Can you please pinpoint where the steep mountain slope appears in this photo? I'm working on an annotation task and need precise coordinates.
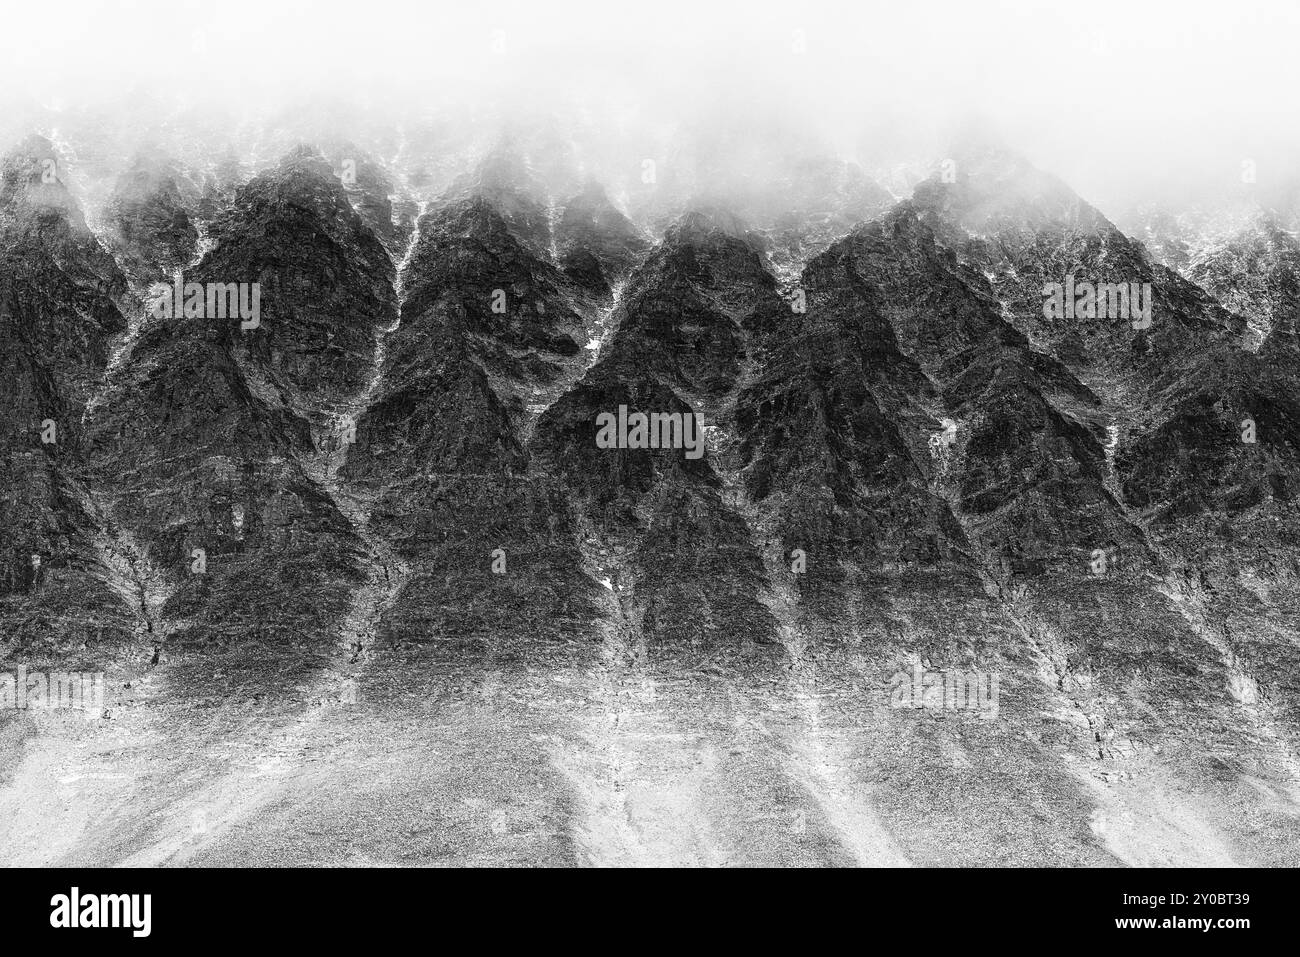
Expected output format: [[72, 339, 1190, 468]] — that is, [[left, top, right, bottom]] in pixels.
[[0, 135, 132, 654], [324, 143, 414, 262], [340, 158, 607, 657], [102, 153, 199, 284], [82, 147, 395, 656], [911, 151, 1244, 411], [554, 179, 649, 299], [1188, 215, 1300, 349], [908, 151, 1300, 779], [532, 211, 785, 655], [3, 131, 1300, 868], [761, 157, 895, 281]]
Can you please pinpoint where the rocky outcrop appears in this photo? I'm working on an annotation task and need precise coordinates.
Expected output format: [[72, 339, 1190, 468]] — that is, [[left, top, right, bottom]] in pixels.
[[907, 150, 1300, 753], [532, 210, 786, 655], [82, 147, 396, 652], [102, 153, 199, 284], [0, 135, 131, 655], [4, 130, 1300, 867]]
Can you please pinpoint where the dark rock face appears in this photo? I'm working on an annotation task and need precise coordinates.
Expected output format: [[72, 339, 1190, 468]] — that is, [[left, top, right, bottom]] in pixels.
[[441, 149, 556, 257], [4, 131, 1300, 866], [799, 204, 1229, 739], [1113, 350, 1300, 723], [531, 210, 803, 655], [0, 136, 131, 654], [912, 152, 1244, 410], [826, 206, 1129, 569], [197, 147, 397, 416], [324, 144, 413, 262], [395, 197, 587, 407], [729, 208, 986, 661], [81, 146, 398, 653], [337, 155, 614, 658], [103, 153, 199, 283], [1191, 217, 1300, 349], [906, 150, 1300, 751], [555, 180, 649, 297], [599, 211, 772, 399], [762, 157, 896, 278], [0, 135, 128, 308], [735, 215, 956, 564]]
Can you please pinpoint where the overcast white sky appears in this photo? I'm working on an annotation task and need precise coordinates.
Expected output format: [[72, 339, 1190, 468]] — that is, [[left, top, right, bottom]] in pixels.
[[2, 0, 1296, 214]]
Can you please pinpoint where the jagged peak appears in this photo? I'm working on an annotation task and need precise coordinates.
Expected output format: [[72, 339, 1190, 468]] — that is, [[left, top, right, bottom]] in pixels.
[[448, 145, 545, 203], [110, 149, 194, 198], [563, 176, 620, 213], [837, 202, 937, 252], [275, 143, 333, 176], [221, 144, 352, 205], [559, 179, 642, 238], [0, 132, 88, 228], [196, 144, 388, 264], [664, 206, 755, 246], [912, 146, 1113, 236]]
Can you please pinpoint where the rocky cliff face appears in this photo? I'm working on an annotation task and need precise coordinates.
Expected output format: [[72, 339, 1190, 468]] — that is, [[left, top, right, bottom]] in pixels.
[[81, 146, 396, 660], [0, 136, 130, 654], [533, 210, 786, 656], [1189, 216, 1300, 349], [102, 153, 199, 284], [338, 155, 608, 660], [908, 151, 1300, 787], [555, 179, 650, 298], [3, 133, 1300, 867]]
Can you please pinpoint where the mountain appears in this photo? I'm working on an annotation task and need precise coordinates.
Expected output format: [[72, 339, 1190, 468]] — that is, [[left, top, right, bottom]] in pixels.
[[906, 149, 1300, 821], [102, 152, 200, 284], [339, 154, 607, 659], [533, 210, 785, 656], [1187, 215, 1300, 349], [0, 134, 133, 656], [82, 146, 395, 661], [2, 131, 1300, 867], [554, 179, 650, 298]]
